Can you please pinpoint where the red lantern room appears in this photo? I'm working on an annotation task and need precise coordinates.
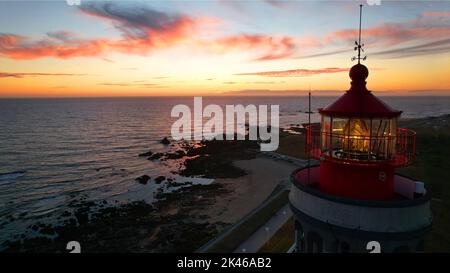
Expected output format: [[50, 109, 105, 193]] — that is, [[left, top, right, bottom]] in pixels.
[[306, 63, 416, 200], [290, 5, 430, 253], [302, 4, 417, 201]]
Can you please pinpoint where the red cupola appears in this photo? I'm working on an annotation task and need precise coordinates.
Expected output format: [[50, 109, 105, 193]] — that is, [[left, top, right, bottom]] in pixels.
[[320, 64, 401, 118], [306, 64, 416, 200]]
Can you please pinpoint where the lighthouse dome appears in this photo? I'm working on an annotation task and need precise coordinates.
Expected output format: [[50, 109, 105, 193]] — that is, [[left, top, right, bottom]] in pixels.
[[318, 64, 401, 118], [349, 63, 369, 82]]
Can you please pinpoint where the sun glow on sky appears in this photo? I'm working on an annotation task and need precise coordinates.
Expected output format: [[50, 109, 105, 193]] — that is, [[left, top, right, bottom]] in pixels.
[[1, 0, 450, 97]]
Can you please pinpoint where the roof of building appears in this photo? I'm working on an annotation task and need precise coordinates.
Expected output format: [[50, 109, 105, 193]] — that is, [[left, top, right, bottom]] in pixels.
[[319, 64, 402, 118]]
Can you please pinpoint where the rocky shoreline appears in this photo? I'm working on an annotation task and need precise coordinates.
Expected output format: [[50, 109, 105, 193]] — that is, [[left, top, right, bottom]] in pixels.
[[2, 136, 261, 253]]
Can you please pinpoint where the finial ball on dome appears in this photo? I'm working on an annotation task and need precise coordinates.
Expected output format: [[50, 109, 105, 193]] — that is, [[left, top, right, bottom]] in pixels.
[[349, 63, 369, 81]]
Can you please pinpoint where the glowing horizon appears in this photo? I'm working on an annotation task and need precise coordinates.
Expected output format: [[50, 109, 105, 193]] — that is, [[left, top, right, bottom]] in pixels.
[[1, 0, 450, 97]]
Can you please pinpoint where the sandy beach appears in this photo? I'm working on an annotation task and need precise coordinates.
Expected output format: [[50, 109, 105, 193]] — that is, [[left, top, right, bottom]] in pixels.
[[204, 157, 300, 224]]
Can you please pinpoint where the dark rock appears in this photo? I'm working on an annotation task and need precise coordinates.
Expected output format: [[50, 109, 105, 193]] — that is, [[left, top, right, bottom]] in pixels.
[[138, 150, 153, 157], [168, 181, 193, 188], [135, 175, 151, 185], [160, 137, 170, 145], [154, 176, 166, 184], [179, 138, 258, 178], [40, 227, 56, 236], [61, 211, 71, 217], [75, 210, 89, 226], [148, 153, 164, 160], [165, 150, 186, 159]]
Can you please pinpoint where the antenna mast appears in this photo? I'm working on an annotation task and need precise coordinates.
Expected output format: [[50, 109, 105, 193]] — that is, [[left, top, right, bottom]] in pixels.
[[352, 4, 366, 63], [307, 89, 311, 184]]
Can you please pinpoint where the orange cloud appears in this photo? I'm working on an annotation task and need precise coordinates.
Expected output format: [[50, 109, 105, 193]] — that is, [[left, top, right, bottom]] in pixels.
[[0, 3, 202, 60], [0, 36, 113, 60], [235, 67, 348, 77]]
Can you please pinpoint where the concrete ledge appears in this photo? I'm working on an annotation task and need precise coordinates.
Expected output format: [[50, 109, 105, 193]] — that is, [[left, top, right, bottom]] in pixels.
[[290, 204, 431, 241], [289, 172, 432, 233]]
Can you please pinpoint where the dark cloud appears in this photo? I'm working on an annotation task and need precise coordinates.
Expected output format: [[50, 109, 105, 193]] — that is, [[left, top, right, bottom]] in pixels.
[[219, 89, 341, 96], [372, 38, 450, 58], [98, 82, 166, 88], [264, 0, 290, 9], [295, 49, 351, 59], [46, 31, 76, 42], [79, 2, 193, 40], [0, 72, 87, 78], [245, 81, 282, 84]]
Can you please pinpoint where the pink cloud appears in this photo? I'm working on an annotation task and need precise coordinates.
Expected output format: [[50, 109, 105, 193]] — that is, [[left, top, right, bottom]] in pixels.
[[422, 11, 450, 17], [210, 34, 296, 61], [2, 2, 450, 62], [326, 21, 450, 47], [235, 67, 348, 77], [0, 3, 203, 60]]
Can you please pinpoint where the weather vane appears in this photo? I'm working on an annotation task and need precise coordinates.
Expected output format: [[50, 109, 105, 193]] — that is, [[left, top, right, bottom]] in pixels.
[[352, 4, 367, 63]]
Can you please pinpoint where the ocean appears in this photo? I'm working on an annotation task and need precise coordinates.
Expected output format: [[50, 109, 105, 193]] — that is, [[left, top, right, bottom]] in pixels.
[[1, 96, 450, 245]]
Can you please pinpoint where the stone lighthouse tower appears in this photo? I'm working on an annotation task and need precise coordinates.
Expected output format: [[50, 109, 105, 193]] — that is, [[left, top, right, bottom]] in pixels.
[[289, 5, 432, 253]]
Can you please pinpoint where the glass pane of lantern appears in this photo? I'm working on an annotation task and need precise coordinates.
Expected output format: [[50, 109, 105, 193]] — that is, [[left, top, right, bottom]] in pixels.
[[332, 118, 348, 134], [331, 118, 349, 153], [342, 118, 371, 158], [371, 119, 392, 159], [390, 117, 398, 156], [321, 115, 331, 152]]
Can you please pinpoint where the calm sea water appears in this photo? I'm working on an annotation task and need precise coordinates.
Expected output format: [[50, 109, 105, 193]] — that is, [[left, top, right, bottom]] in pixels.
[[1, 96, 450, 244]]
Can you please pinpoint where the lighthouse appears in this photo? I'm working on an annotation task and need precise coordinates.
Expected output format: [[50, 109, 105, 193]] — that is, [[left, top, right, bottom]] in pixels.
[[289, 5, 432, 253]]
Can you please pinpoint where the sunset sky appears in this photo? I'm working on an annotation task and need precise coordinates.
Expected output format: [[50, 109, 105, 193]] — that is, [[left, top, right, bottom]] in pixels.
[[1, 0, 450, 97]]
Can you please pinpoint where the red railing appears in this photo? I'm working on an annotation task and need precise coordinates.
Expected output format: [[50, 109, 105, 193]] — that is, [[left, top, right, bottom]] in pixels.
[[305, 124, 416, 167]]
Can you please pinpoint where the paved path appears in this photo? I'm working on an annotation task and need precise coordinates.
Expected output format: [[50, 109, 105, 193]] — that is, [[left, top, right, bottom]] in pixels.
[[233, 203, 292, 253]]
